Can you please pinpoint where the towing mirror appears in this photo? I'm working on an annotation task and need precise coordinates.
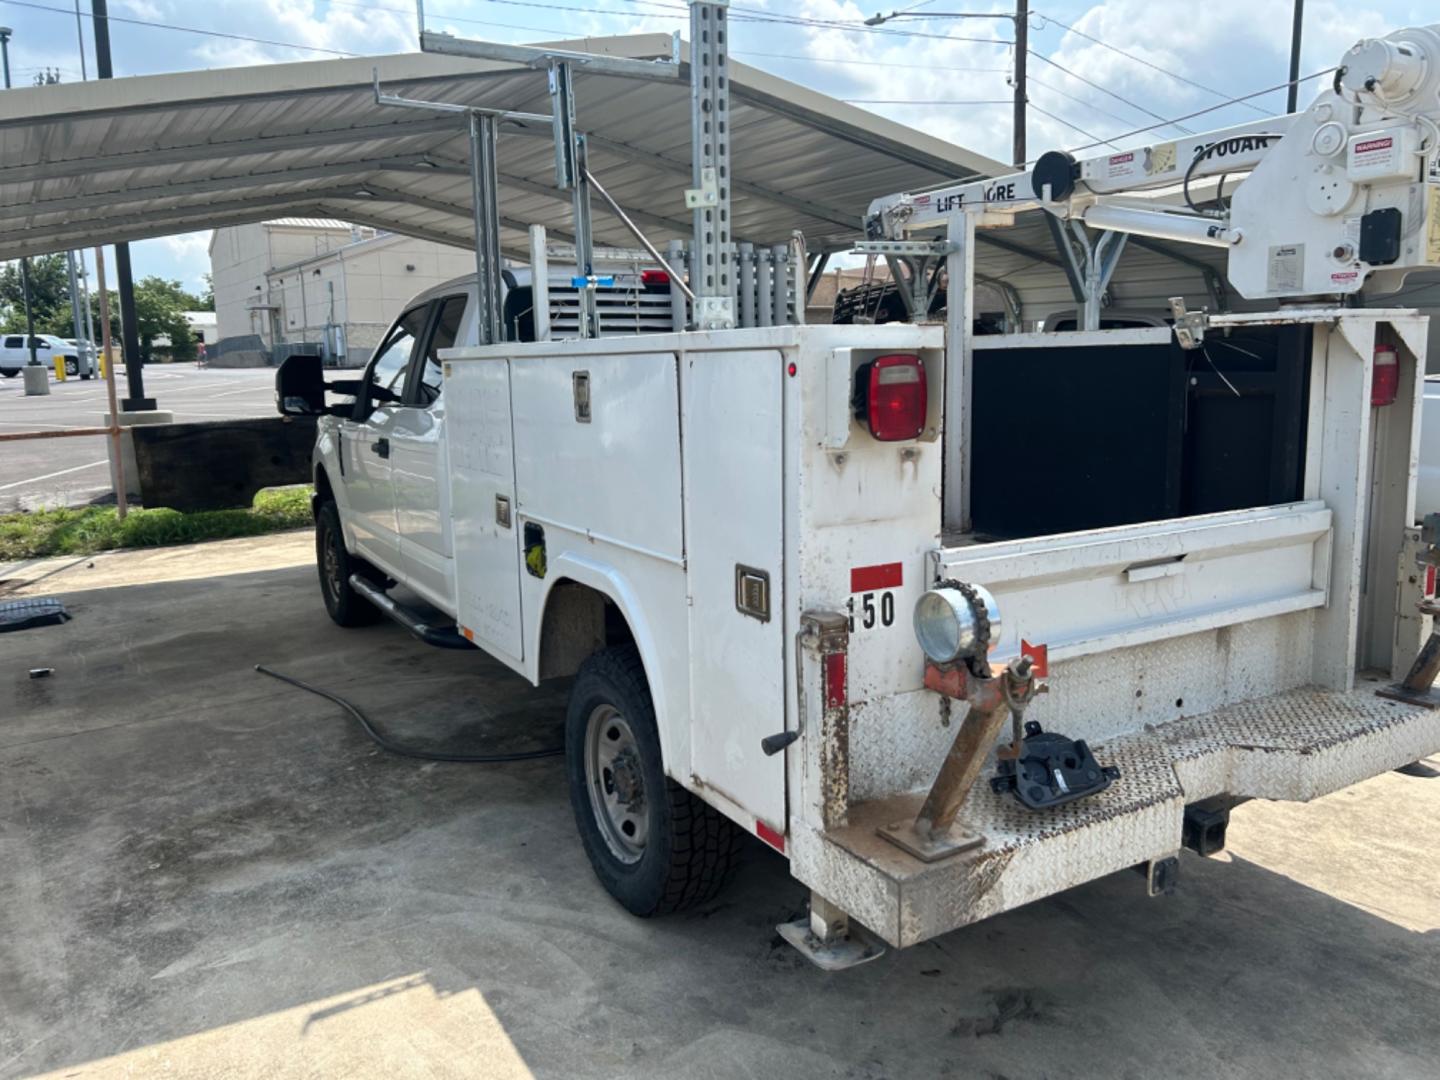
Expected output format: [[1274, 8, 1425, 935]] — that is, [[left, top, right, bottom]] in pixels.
[[275, 353, 326, 416]]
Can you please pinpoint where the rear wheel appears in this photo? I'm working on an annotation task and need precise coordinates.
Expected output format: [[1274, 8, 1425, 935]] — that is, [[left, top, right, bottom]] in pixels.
[[566, 645, 741, 916], [315, 500, 382, 627], [64, 358, 78, 377], [1, 368, 17, 378]]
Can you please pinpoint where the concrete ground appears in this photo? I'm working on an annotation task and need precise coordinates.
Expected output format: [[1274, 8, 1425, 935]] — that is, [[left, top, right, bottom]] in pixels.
[[0, 366, 278, 512], [2, 535, 1439, 1080]]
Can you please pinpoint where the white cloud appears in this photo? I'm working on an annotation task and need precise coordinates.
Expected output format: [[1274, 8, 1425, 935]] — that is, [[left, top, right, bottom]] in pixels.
[[116, 0, 164, 19], [159, 232, 212, 260]]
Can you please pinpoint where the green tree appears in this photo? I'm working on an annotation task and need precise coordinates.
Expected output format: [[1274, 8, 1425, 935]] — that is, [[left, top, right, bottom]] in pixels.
[[197, 273, 215, 312], [90, 276, 201, 361], [0, 254, 76, 337]]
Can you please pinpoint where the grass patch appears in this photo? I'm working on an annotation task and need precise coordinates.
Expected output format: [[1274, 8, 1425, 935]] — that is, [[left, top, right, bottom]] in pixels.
[[0, 486, 313, 562]]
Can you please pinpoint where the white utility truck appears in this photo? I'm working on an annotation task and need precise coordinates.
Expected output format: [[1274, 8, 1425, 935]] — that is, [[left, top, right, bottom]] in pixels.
[[278, 9, 1440, 968]]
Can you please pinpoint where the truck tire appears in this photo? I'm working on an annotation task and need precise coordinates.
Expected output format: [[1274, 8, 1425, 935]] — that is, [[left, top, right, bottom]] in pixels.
[[567, 645, 741, 916], [315, 500, 382, 627], [65, 358, 78, 377], [1, 368, 17, 378]]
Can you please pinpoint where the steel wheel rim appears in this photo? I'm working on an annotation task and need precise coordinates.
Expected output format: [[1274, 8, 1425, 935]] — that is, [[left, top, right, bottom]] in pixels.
[[584, 704, 648, 864], [321, 526, 343, 601]]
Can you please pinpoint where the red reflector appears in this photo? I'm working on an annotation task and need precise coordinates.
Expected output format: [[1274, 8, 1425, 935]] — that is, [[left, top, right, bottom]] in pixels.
[[824, 652, 847, 710], [1372, 345, 1398, 406], [1021, 639, 1049, 678], [1427, 565, 1436, 596], [851, 562, 903, 592], [640, 269, 670, 286], [857, 353, 926, 441], [756, 820, 785, 853]]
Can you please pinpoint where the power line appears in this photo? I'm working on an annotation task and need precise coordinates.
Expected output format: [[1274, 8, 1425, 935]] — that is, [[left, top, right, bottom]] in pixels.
[[1064, 66, 1334, 152], [843, 98, 1011, 104], [1033, 10, 1271, 117], [1028, 100, 1120, 150], [600, 0, 1015, 43], [1, 0, 358, 56], [1027, 73, 1148, 131], [1028, 50, 1194, 135], [740, 50, 1009, 73]]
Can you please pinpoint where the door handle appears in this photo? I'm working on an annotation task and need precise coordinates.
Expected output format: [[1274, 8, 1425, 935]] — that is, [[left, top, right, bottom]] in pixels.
[[371, 438, 390, 459]]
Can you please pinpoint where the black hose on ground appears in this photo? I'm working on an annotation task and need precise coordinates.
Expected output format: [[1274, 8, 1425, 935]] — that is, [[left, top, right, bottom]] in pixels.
[[254, 664, 563, 763]]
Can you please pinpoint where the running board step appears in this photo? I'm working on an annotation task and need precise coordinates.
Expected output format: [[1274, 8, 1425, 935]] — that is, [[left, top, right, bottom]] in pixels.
[[348, 574, 474, 650]]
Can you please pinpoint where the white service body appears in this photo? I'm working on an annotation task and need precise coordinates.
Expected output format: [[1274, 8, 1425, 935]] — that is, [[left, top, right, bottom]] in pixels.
[[310, 299, 1440, 950]]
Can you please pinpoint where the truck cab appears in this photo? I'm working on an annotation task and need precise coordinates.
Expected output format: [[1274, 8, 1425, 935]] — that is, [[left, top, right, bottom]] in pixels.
[[308, 267, 675, 613]]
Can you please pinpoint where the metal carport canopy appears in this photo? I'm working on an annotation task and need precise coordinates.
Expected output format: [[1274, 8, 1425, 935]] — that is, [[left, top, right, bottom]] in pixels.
[[0, 34, 1003, 264]]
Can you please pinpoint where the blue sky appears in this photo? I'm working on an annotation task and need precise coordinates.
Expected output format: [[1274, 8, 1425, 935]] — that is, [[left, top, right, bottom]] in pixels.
[[2, 0, 1435, 293]]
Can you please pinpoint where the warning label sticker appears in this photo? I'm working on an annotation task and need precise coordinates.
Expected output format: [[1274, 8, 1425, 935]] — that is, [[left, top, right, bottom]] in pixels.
[[1268, 244, 1304, 293], [1106, 151, 1138, 180], [1352, 135, 1395, 168]]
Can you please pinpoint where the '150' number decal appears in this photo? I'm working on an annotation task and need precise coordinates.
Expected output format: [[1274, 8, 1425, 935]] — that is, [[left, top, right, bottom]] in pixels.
[[849, 590, 896, 632]]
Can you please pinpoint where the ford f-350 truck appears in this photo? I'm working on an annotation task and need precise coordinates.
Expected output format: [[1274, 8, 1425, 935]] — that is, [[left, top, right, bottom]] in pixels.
[[278, 281, 1440, 966], [273, 16, 1440, 966]]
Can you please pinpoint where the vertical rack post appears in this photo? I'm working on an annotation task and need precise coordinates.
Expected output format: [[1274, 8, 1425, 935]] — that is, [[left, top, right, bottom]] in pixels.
[[944, 213, 976, 534], [771, 243, 790, 325], [667, 240, 689, 331], [529, 225, 552, 342], [551, 61, 599, 339], [469, 111, 504, 346], [687, 1, 735, 330]]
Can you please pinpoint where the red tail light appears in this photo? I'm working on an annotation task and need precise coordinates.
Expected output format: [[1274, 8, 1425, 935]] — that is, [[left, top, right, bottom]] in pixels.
[[1372, 345, 1398, 406], [854, 353, 927, 441], [640, 269, 670, 286]]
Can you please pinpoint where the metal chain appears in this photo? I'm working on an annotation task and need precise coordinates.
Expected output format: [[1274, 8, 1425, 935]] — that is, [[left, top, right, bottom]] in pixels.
[[938, 577, 992, 676]]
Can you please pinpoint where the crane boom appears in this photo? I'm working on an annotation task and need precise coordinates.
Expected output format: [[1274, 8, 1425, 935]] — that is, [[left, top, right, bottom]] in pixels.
[[868, 23, 1440, 301]]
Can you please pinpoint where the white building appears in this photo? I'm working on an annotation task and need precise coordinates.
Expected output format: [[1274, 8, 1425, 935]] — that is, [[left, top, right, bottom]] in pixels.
[[209, 218, 473, 364]]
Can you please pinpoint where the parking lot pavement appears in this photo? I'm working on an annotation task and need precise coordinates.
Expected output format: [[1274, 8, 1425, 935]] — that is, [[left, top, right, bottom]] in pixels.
[[0, 365, 277, 513], [2, 538, 1439, 1080]]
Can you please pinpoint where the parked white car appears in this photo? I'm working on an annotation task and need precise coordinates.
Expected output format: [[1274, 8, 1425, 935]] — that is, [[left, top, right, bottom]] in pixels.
[[0, 333, 96, 379]]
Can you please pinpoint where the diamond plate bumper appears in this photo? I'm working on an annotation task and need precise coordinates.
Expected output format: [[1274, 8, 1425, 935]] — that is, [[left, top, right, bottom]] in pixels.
[[789, 684, 1440, 949]]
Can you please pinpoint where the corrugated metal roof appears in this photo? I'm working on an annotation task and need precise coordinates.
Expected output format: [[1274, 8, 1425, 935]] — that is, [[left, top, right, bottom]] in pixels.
[[262, 218, 357, 230], [0, 35, 1003, 263]]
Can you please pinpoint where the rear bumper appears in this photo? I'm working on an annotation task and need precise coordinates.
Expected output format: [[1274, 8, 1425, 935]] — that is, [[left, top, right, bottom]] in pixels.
[[790, 684, 1440, 948]]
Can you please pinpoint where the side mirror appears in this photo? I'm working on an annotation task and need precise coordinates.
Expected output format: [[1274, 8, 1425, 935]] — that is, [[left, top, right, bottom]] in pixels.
[[275, 353, 326, 416]]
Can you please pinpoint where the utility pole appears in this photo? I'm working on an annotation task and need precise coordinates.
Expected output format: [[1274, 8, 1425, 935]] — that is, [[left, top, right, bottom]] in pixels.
[[1285, 0, 1304, 113], [865, 5, 1027, 167], [91, 0, 154, 410], [1013, 0, 1028, 167], [0, 27, 39, 368]]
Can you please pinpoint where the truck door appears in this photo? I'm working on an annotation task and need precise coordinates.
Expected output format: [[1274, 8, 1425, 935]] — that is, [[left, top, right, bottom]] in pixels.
[[391, 293, 468, 610], [339, 304, 427, 573]]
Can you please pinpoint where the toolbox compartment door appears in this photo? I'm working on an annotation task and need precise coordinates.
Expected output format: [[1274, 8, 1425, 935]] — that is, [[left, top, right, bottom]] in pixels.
[[445, 357, 525, 664], [683, 348, 787, 833], [935, 501, 1333, 664]]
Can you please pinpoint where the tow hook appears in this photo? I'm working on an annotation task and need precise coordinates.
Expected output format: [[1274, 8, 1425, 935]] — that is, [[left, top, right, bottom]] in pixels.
[[990, 721, 1121, 810]]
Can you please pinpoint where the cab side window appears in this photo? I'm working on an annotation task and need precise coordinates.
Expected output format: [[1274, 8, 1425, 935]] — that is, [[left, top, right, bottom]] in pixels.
[[359, 305, 429, 418], [412, 295, 466, 407], [3, 336, 21, 349]]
